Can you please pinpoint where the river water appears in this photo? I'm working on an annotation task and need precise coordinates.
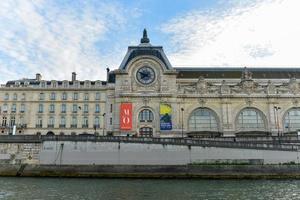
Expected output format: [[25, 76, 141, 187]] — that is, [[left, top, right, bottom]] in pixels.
[[0, 177, 300, 200]]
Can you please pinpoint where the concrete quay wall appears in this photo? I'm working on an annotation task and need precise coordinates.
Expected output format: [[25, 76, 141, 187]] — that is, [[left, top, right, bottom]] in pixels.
[[0, 141, 300, 165], [41, 141, 300, 165]]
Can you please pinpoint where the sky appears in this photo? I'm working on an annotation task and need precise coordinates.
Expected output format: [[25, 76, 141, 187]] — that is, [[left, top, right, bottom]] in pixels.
[[0, 0, 300, 82]]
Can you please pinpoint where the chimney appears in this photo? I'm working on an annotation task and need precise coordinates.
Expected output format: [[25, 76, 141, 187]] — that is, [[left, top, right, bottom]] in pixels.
[[72, 72, 76, 81], [36, 73, 42, 81]]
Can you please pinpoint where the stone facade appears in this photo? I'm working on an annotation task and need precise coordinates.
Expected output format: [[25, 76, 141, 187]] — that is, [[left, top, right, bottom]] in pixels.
[[1, 30, 300, 137]]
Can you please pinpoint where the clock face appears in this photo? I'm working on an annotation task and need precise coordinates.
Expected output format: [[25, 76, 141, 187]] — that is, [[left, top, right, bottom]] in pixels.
[[136, 66, 156, 85]]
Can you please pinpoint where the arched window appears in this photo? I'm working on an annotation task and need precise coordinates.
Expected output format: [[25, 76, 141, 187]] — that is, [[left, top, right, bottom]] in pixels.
[[188, 108, 219, 131], [139, 109, 154, 122], [237, 108, 266, 130], [283, 108, 300, 132]]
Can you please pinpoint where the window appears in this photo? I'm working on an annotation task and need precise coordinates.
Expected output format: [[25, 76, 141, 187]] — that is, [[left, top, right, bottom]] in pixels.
[[2, 104, 8, 113], [39, 93, 45, 100], [38, 104, 43, 113], [284, 108, 300, 132], [63, 82, 68, 88], [60, 116, 66, 128], [84, 81, 90, 88], [41, 82, 45, 88], [74, 81, 79, 88], [48, 116, 55, 128], [13, 93, 17, 100], [4, 93, 9, 100], [82, 117, 88, 128], [61, 104, 66, 113], [62, 92, 67, 100], [52, 81, 57, 88], [84, 93, 89, 101], [94, 117, 100, 128], [188, 108, 219, 131], [139, 109, 154, 122], [20, 104, 25, 113], [95, 104, 100, 113], [19, 117, 25, 126], [84, 104, 89, 113], [36, 118, 43, 128], [10, 116, 15, 126], [110, 117, 112, 125], [73, 93, 78, 100], [72, 104, 78, 113], [2, 117, 7, 126], [49, 104, 55, 113], [50, 92, 56, 100], [139, 127, 153, 137], [71, 116, 77, 128], [21, 93, 26, 100], [237, 108, 265, 130], [11, 104, 16, 113], [95, 92, 101, 100], [110, 104, 113, 113]]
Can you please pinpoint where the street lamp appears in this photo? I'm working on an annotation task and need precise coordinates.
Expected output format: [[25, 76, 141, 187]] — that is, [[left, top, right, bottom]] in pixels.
[[102, 113, 106, 136], [93, 124, 97, 135], [274, 106, 281, 138], [181, 108, 184, 138]]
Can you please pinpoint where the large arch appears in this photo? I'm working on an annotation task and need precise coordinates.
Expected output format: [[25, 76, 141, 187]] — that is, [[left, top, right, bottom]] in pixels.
[[283, 107, 300, 132], [235, 107, 267, 131], [188, 107, 220, 132]]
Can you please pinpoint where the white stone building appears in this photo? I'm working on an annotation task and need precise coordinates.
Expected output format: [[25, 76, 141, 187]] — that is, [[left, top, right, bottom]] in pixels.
[[1, 30, 300, 137]]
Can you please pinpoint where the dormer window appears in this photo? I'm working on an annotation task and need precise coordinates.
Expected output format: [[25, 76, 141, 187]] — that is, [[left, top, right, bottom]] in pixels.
[[63, 81, 68, 88], [52, 81, 57, 88], [84, 81, 90, 88], [40, 81, 46, 88], [74, 81, 79, 88]]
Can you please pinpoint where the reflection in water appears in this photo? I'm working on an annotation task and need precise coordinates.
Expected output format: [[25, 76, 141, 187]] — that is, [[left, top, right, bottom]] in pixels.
[[0, 178, 300, 200]]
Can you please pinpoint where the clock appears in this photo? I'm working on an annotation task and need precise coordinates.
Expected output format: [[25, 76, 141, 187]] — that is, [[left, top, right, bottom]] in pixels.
[[136, 66, 156, 85]]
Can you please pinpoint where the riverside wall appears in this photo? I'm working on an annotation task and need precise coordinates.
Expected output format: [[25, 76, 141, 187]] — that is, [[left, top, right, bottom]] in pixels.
[[1, 140, 300, 178], [0, 141, 300, 165]]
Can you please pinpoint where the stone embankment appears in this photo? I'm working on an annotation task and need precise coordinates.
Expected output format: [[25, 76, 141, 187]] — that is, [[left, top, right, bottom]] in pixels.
[[0, 135, 300, 178]]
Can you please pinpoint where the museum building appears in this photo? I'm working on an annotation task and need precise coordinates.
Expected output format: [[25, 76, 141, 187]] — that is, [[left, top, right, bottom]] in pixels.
[[1, 30, 300, 137]]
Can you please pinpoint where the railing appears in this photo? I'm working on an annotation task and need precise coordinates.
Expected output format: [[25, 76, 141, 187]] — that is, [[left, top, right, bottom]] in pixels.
[[0, 135, 299, 151]]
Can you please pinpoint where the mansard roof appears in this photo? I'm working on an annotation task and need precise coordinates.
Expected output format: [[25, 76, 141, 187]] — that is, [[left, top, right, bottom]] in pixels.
[[175, 67, 300, 79], [5, 79, 106, 87], [119, 29, 173, 70]]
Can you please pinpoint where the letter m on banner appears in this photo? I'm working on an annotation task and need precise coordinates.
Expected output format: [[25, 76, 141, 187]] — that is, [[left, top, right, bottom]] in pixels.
[[120, 103, 132, 130]]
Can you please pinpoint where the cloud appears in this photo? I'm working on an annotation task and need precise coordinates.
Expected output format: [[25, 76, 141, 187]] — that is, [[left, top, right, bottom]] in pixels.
[[162, 0, 300, 68], [0, 0, 127, 82]]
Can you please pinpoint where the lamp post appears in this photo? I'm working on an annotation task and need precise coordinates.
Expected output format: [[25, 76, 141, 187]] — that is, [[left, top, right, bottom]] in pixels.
[[181, 108, 184, 138], [274, 106, 281, 138], [93, 124, 97, 135], [102, 113, 106, 136]]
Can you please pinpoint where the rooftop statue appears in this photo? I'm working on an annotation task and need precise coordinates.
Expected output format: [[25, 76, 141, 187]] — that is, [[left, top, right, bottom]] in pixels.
[[140, 28, 150, 43]]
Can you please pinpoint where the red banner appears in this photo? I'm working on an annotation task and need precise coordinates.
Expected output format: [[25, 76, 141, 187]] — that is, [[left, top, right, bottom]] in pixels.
[[120, 103, 132, 130]]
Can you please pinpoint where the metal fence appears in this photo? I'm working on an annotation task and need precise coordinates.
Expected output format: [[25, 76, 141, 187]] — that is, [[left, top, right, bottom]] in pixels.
[[0, 135, 299, 151]]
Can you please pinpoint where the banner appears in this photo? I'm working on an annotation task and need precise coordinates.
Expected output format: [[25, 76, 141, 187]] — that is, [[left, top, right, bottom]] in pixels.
[[120, 103, 132, 130], [160, 104, 172, 130]]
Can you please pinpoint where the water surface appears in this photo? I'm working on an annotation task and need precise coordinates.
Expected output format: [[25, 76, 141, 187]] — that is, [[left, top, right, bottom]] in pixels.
[[0, 177, 300, 200]]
